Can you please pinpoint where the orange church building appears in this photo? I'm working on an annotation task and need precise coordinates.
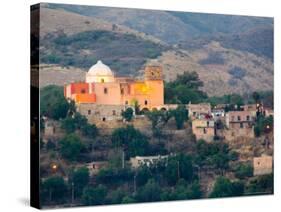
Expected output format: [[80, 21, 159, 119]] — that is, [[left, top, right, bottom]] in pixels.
[[64, 60, 165, 122]]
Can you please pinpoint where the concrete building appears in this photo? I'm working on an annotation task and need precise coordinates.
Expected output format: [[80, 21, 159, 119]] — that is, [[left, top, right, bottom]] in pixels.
[[241, 104, 257, 113], [253, 155, 273, 176], [211, 108, 225, 120], [188, 103, 211, 120], [192, 117, 215, 142], [225, 111, 255, 139], [130, 155, 168, 168]]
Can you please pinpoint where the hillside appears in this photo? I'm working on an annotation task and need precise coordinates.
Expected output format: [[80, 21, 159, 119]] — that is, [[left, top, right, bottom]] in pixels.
[[144, 42, 273, 96], [36, 3, 273, 97], [39, 64, 85, 87], [40, 29, 167, 76], [216, 26, 274, 60], [168, 11, 272, 40], [45, 3, 196, 44], [36, 6, 164, 44], [46, 3, 273, 44]]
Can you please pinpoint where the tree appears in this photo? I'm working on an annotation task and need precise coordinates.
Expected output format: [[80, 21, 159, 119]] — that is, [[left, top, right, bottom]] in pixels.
[[208, 94, 244, 110], [61, 112, 89, 133], [164, 154, 194, 185], [81, 123, 98, 138], [40, 85, 69, 120], [171, 105, 188, 129], [61, 116, 76, 133], [111, 125, 149, 157], [42, 176, 67, 203], [246, 174, 273, 194], [71, 167, 90, 197], [146, 109, 163, 131], [174, 71, 203, 89], [136, 165, 153, 187], [254, 115, 273, 137], [194, 140, 231, 171], [234, 163, 253, 179], [164, 71, 207, 104], [82, 185, 107, 205], [136, 179, 162, 202], [59, 133, 84, 161], [46, 140, 56, 150], [209, 177, 244, 198], [252, 91, 261, 103], [122, 196, 136, 204], [108, 149, 123, 169], [121, 107, 134, 122], [109, 188, 126, 204], [96, 167, 133, 185], [146, 109, 172, 137], [161, 179, 202, 201]]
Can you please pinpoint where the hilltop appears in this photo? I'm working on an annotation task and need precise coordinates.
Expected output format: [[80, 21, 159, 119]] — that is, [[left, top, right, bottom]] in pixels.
[[47, 3, 272, 44], [36, 4, 273, 96]]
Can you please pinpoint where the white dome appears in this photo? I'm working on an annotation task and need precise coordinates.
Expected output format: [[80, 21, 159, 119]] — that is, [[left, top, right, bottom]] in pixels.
[[86, 60, 115, 83], [88, 60, 113, 76]]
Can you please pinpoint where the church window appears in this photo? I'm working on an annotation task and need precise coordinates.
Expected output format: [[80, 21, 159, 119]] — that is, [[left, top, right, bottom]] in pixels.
[[104, 87, 108, 94], [101, 78, 105, 83], [144, 100, 148, 105]]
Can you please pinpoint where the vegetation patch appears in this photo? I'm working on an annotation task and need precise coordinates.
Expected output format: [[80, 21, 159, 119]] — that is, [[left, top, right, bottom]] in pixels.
[[41, 30, 167, 75]]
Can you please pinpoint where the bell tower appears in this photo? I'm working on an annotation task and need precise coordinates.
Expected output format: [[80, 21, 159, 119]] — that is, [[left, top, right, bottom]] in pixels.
[[144, 66, 163, 81]]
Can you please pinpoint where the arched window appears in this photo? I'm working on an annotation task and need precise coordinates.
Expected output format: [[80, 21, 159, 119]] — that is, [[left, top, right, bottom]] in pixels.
[[101, 78, 105, 83], [104, 88, 108, 94], [144, 100, 148, 105]]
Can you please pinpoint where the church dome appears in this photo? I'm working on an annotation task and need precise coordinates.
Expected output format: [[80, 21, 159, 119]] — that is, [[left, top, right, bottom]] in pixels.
[[86, 60, 115, 83], [88, 60, 113, 76]]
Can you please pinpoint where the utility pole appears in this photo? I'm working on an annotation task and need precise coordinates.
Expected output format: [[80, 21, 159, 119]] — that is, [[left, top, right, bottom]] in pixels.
[[122, 149, 125, 169], [177, 160, 180, 180], [49, 188, 52, 203], [133, 173, 137, 195], [71, 182, 74, 205]]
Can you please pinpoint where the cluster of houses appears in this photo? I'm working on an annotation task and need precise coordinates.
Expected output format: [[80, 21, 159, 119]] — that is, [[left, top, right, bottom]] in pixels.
[[189, 102, 273, 142]]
